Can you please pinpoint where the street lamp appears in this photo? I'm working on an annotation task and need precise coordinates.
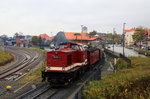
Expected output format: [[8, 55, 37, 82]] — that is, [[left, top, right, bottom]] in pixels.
[[74, 33, 81, 43], [80, 25, 84, 44], [81, 25, 83, 33], [123, 23, 126, 56], [113, 28, 115, 53]]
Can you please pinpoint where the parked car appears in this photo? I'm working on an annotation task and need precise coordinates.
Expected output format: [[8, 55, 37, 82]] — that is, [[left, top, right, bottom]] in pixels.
[[147, 46, 150, 50], [141, 46, 146, 49], [105, 45, 111, 48]]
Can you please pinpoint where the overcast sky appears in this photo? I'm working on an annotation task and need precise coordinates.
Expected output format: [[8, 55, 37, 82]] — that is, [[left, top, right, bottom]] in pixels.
[[0, 0, 150, 37]]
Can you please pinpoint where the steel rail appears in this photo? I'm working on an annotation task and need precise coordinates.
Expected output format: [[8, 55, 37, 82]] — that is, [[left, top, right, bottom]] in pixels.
[[16, 84, 58, 99], [0, 47, 42, 79]]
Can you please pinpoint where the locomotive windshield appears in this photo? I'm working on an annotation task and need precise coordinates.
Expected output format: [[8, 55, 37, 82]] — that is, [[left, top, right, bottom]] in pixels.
[[71, 45, 80, 50], [59, 45, 67, 48]]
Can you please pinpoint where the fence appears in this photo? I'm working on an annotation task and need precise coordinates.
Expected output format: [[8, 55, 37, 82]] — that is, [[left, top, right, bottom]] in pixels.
[[104, 48, 131, 68]]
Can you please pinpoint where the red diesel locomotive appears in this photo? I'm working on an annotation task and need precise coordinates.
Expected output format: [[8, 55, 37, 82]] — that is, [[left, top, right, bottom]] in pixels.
[[42, 42, 103, 85]]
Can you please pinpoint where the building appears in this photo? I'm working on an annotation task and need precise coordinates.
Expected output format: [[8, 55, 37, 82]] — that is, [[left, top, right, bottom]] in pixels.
[[15, 35, 33, 47], [144, 29, 150, 47], [0, 38, 4, 51], [81, 26, 88, 33], [50, 32, 102, 46], [64, 32, 98, 44], [0, 37, 4, 46], [125, 28, 135, 46], [148, 29, 150, 47], [39, 33, 53, 41]]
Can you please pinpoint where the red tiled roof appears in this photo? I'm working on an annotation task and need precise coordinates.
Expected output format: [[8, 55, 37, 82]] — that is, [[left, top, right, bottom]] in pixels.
[[64, 32, 97, 40], [148, 29, 150, 36], [125, 28, 135, 32], [39, 33, 53, 40]]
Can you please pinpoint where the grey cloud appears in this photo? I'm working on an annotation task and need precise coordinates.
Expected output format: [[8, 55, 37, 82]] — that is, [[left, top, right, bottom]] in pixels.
[[0, 0, 150, 36]]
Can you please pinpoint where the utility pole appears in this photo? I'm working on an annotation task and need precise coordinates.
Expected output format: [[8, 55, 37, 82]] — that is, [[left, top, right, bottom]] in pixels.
[[51, 32, 53, 37], [113, 28, 115, 53], [146, 31, 148, 50], [123, 23, 126, 56], [81, 25, 83, 33], [80, 25, 83, 44]]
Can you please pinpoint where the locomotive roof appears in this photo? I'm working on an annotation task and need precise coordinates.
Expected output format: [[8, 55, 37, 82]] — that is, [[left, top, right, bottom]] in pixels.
[[59, 42, 78, 45], [87, 47, 100, 52]]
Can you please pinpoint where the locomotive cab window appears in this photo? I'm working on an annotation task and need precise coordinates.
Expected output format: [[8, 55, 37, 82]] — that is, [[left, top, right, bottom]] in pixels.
[[59, 45, 67, 48], [79, 46, 84, 51], [71, 45, 79, 50]]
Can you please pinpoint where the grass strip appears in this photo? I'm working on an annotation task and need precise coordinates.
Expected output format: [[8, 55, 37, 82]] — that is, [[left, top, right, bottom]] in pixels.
[[0, 50, 14, 66], [27, 48, 47, 53], [18, 65, 44, 85]]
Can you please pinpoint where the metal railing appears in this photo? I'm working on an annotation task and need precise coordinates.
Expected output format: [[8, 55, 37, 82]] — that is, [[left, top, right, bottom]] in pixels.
[[104, 48, 131, 68]]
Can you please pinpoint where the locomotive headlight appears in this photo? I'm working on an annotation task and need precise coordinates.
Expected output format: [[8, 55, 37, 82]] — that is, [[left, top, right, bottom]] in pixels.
[[48, 64, 50, 67], [47, 65, 51, 70]]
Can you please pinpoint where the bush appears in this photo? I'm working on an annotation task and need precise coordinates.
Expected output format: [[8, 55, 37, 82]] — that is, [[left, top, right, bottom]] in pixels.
[[27, 48, 47, 53], [82, 57, 150, 99], [115, 58, 128, 70], [135, 50, 150, 56], [0, 50, 14, 66], [126, 47, 133, 49]]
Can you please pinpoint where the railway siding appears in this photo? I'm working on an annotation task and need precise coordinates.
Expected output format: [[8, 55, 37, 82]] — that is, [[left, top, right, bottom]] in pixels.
[[0, 47, 44, 99]]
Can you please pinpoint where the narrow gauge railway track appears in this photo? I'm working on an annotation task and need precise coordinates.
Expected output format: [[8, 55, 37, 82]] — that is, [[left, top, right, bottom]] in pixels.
[[16, 84, 58, 99], [16, 58, 104, 99], [0, 47, 43, 79], [0, 47, 27, 73]]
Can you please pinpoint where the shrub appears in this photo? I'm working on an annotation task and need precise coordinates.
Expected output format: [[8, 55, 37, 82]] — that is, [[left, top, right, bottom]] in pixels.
[[82, 57, 150, 99], [126, 47, 133, 49], [115, 58, 128, 70], [135, 50, 150, 56], [0, 50, 14, 66], [27, 48, 47, 53]]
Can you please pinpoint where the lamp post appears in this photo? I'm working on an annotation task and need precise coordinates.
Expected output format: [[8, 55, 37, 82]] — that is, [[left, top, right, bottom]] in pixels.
[[81, 25, 84, 44], [123, 23, 126, 56], [113, 28, 115, 53], [81, 25, 83, 33], [74, 33, 81, 43]]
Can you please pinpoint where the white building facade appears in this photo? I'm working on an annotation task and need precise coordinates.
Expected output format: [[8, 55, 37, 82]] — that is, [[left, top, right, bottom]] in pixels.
[[125, 29, 135, 46]]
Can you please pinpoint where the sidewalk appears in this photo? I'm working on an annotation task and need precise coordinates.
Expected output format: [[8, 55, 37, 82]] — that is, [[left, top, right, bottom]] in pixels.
[[108, 46, 146, 57]]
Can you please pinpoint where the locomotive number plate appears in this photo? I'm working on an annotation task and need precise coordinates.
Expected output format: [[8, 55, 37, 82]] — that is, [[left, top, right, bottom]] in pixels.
[[53, 56, 60, 59]]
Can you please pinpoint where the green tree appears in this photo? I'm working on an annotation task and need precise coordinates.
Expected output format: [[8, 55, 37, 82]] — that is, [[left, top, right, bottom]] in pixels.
[[31, 36, 39, 45], [132, 27, 147, 42], [89, 30, 97, 36], [106, 33, 113, 38]]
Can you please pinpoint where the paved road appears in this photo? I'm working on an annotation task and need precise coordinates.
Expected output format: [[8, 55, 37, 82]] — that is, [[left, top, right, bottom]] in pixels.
[[107, 46, 145, 57]]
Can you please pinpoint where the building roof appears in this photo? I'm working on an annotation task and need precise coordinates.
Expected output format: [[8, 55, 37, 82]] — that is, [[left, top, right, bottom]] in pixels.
[[125, 28, 135, 32], [64, 32, 96, 40], [148, 29, 150, 36], [39, 33, 53, 40]]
